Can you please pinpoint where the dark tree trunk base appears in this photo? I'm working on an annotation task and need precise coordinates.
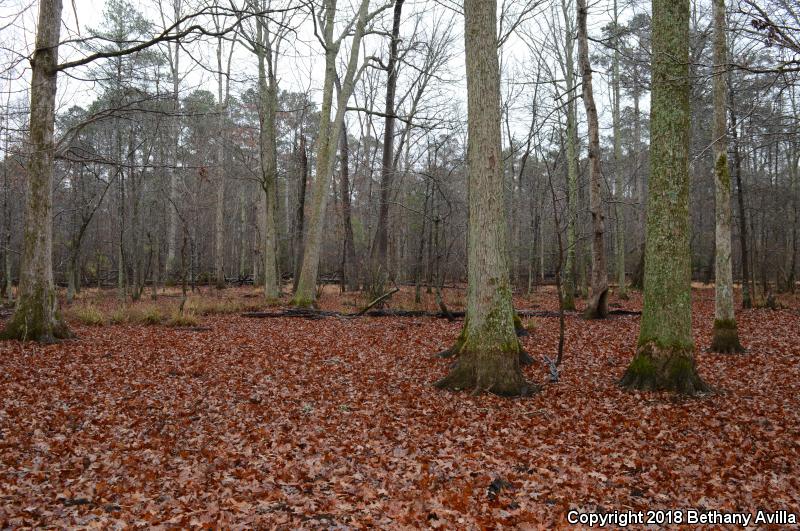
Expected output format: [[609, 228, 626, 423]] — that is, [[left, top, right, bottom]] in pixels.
[[710, 320, 744, 353], [584, 287, 609, 319], [1, 311, 73, 343], [620, 343, 709, 395], [434, 349, 538, 397]]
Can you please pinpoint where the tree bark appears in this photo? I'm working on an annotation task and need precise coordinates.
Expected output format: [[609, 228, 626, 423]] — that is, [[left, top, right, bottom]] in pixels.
[[214, 37, 227, 290], [729, 81, 751, 308], [710, 0, 743, 353], [370, 0, 404, 291], [620, 0, 708, 394], [1, 0, 72, 342], [339, 121, 358, 291], [434, 0, 533, 397], [561, 0, 579, 311], [293, 135, 308, 292], [577, 0, 609, 319], [256, 13, 280, 300]]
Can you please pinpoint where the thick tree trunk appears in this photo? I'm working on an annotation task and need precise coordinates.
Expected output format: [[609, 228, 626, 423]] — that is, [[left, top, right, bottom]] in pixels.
[[710, 0, 743, 353], [578, 0, 608, 319], [620, 0, 708, 394], [370, 0, 404, 291], [434, 0, 533, 397], [1, 0, 72, 342]]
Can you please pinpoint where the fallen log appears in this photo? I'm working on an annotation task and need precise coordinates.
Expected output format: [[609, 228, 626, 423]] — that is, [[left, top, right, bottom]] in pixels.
[[240, 307, 643, 320]]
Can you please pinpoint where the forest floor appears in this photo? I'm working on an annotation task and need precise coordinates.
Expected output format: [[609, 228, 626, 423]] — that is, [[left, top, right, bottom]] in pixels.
[[1, 284, 799, 528]]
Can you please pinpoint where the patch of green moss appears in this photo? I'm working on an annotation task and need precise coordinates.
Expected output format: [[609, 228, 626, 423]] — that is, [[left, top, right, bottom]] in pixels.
[[715, 153, 730, 190], [712, 318, 737, 330], [666, 355, 694, 387], [626, 353, 657, 379]]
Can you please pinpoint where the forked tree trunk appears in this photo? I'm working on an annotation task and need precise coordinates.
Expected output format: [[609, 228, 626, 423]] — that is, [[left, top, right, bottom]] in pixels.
[[1, 0, 72, 342], [710, 0, 743, 353], [292, 0, 372, 308], [620, 0, 708, 394], [434, 0, 533, 397], [577, 0, 608, 319]]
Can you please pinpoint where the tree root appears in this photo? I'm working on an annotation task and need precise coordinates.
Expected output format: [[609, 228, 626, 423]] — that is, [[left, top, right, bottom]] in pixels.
[[434, 356, 538, 397], [710, 320, 744, 353], [584, 287, 609, 319], [619, 343, 710, 395]]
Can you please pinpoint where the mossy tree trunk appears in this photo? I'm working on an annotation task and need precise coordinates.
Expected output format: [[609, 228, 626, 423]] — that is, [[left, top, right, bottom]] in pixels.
[[710, 0, 743, 353], [1, 0, 72, 342], [577, 0, 609, 319], [434, 0, 532, 397], [620, 0, 708, 394]]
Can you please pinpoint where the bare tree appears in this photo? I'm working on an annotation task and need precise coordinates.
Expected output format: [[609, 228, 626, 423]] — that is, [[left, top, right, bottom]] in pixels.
[[577, 0, 608, 319]]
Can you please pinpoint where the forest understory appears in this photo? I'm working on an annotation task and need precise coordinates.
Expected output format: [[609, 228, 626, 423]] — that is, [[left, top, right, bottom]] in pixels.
[[0, 286, 798, 528]]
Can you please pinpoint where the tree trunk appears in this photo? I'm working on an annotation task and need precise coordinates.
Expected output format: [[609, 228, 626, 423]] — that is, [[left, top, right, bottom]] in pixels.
[[370, 0, 404, 292], [434, 0, 533, 397], [1, 0, 72, 342], [214, 38, 226, 290], [339, 122, 358, 292], [631, 91, 646, 290], [611, 0, 627, 299], [729, 81, 751, 308], [562, 0, 578, 311], [256, 18, 280, 301], [165, 0, 181, 280], [577, 0, 608, 319], [620, 0, 708, 394], [710, 0, 743, 353], [293, 135, 308, 292]]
